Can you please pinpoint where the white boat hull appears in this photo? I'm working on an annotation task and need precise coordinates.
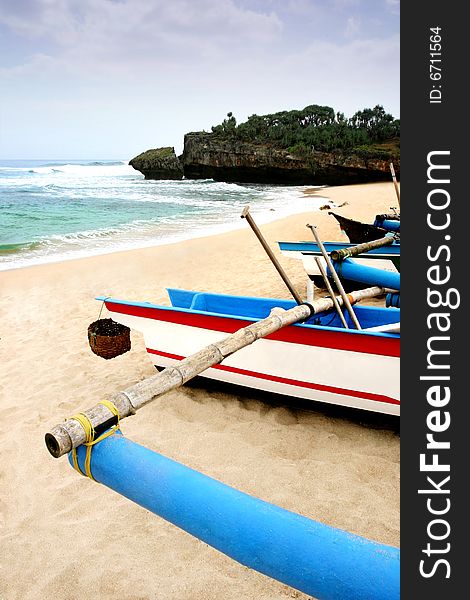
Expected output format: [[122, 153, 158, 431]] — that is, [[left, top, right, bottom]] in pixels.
[[105, 300, 400, 416]]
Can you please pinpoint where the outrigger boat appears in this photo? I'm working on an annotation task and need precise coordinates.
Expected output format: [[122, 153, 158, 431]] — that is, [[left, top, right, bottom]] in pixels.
[[278, 240, 400, 263], [329, 212, 400, 243], [47, 285, 401, 598], [98, 289, 400, 416], [278, 240, 400, 270], [44, 206, 400, 600], [278, 240, 400, 296], [374, 213, 400, 232]]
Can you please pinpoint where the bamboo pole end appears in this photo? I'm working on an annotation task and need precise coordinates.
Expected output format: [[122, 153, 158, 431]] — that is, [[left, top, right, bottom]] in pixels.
[[45, 425, 73, 458], [241, 205, 250, 219], [330, 250, 340, 261]]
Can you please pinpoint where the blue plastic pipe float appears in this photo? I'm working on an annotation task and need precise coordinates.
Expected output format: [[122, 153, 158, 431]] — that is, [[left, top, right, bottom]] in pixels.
[[374, 218, 400, 233], [328, 258, 401, 291], [69, 431, 399, 600], [386, 293, 401, 308]]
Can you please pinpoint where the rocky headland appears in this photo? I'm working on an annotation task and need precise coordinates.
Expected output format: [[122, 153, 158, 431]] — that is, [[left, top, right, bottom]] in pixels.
[[129, 147, 183, 180], [128, 104, 400, 185], [129, 134, 399, 185], [181, 132, 398, 185]]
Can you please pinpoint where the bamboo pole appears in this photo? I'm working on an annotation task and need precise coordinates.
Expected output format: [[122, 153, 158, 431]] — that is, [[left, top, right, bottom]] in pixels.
[[314, 257, 349, 329], [241, 206, 303, 305], [330, 235, 395, 262], [389, 163, 400, 207], [45, 285, 384, 459], [376, 212, 399, 221], [306, 224, 362, 330]]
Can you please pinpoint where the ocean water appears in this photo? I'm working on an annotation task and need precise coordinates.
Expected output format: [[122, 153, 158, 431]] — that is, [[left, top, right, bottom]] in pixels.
[[0, 159, 327, 271]]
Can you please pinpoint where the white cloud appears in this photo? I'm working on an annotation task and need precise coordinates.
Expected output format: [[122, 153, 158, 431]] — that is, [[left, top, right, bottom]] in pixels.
[[0, 0, 282, 63], [0, 0, 287, 93], [0, 0, 399, 157], [273, 34, 400, 115], [333, 0, 361, 7], [345, 16, 361, 37], [0, 53, 59, 78], [284, 0, 322, 15], [385, 0, 400, 15], [0, 0, 79, 39]]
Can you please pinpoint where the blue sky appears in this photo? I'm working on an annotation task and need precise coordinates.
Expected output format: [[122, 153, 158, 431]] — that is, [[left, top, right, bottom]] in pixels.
[[0, 0, 399, 159]]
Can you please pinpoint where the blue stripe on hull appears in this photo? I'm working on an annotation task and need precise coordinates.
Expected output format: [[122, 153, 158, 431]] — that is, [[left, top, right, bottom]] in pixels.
[[278, 240, 400, 257]]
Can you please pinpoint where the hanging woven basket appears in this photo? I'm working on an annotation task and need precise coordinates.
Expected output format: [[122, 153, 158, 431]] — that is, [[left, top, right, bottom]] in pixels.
[[87, 318, 131, 360]]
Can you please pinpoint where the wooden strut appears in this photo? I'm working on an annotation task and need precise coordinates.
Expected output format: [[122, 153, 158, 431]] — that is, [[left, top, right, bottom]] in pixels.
[[45, 285, 384, 459], [241, 205, 303, 305], [314, 257, 349, 329], [330, 235, 395, 262], [306, 224, 362, 330], [389, 163, 400, 207]]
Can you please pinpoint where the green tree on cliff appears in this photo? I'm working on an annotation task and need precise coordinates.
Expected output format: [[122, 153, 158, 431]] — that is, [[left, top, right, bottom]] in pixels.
[[212, 112, 237, 137], [210, 104, 399, 155]]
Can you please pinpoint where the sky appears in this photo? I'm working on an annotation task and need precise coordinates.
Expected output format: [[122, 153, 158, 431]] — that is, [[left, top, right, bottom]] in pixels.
[[0, 0, 400, 160]]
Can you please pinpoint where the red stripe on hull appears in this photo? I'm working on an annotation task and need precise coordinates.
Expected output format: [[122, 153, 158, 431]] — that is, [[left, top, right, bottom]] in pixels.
[[147, 348, 399, 406], [106, 301, 400, 358]]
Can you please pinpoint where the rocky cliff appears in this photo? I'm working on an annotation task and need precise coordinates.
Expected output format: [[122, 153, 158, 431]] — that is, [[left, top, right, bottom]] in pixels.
[[129, 147, 183, 180], [182, 133, 399, 185], [129, 134, 399, 185]]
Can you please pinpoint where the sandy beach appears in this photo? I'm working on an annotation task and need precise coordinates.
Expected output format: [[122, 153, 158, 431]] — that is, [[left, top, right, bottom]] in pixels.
[[0, 182, 399, 599]]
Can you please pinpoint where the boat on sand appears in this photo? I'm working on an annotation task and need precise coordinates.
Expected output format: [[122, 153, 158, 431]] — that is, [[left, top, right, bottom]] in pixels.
[[98, 289, 400, 415], [329, 212, 400, 243]]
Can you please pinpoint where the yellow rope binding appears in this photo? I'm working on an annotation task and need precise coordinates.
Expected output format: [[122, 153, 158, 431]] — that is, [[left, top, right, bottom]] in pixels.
[[70, 400, 120, 480]]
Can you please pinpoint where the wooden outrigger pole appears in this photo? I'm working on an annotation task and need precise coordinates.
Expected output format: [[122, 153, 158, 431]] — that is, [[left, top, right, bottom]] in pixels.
[[45, 285, 384, 459], [389, 163, 400, 207], [330, 235, 396, 262], [241, 205, 302, 304], [314, 257, 349, 329], [306, 224, 362, 330], [241, 206, 354, 330]]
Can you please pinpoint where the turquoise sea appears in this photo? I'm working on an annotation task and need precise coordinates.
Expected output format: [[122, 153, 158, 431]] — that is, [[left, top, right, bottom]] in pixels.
[[0, 159, 326, 271]]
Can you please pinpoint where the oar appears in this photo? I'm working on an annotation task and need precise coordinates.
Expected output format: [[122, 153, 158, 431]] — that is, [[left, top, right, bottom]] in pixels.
[[389, 163, 400, 207], [241, 205, 302, 305], [314, 257, 349, 329], [306, 224, 362, 330], [330, 235, 395, 262], [45, 285, 384, 459]]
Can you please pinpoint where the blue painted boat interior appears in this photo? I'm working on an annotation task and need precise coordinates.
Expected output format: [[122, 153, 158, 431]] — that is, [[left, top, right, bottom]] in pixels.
[[167, 289, 400, 331]]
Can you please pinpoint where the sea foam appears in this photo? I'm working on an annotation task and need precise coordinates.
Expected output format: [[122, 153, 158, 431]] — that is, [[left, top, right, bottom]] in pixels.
[[0, 159, 327, 271]]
